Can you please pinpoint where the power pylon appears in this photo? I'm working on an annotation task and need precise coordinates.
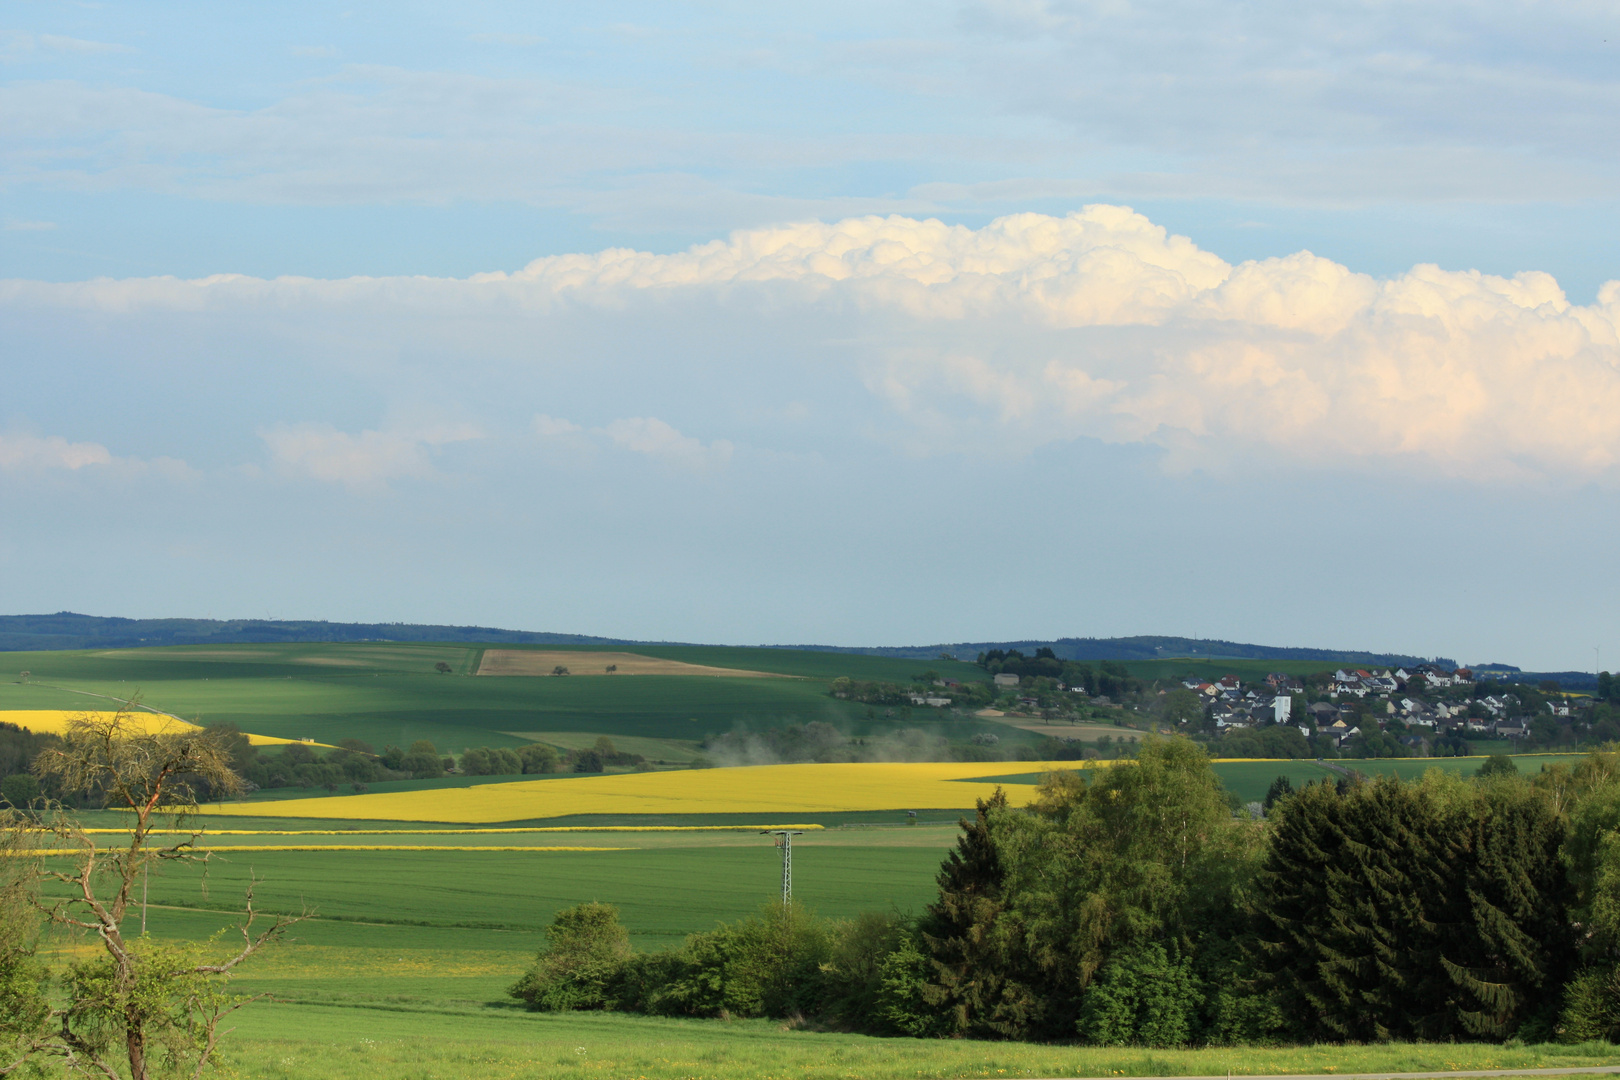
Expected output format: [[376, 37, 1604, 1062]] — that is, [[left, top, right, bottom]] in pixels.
[[762, 829, 804, 906]]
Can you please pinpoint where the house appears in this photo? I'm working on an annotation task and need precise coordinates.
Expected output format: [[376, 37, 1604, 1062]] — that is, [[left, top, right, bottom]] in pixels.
[[1495, 723, 1529, 739], [993, 673, 1020, 688], [1547, 700, 1572, 717], [1217, 675, 1241, 691], [1364, 672, 1398, 694], [1308, 702, 1339, 724]]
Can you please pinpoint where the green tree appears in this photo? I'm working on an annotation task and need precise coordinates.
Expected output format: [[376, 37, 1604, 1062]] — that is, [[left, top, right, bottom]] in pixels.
[[400, 739, 443, 779], [1262, 775, 1294, 813], [0, 774, 39, 809], [13, 707, 300, 1079], [1252, 773, 1567, 1041], [1477, 754, 1518, 779], [518, 744, 559, 774], [918, 789, 1028, 1037], [1075, 943, 1199, 1047], [509, 902, 632, 1011]]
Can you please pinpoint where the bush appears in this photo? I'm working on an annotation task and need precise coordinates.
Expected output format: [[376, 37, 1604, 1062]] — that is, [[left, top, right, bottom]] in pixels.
[[1076, 943, 1199, 1047], [872, 934, 951, 1036], [651, 902, 834, 1019], [509, 903, 632, 1011], [398, 752, 443, 779], [518, 745, 559, 774], [1560, 966, 1620, 1041]]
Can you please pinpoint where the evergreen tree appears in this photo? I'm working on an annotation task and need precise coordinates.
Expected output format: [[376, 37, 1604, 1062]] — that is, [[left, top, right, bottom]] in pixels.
[[1441, 778, 1571, 1037], [1262, 774, 1294, 813], [919, 789, 1041, 1037], [1254, 773, 1568, 1041]]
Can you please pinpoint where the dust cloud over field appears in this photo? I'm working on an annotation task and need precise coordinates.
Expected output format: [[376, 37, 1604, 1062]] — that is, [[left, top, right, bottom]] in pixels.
[[475, 649, 787, 678]]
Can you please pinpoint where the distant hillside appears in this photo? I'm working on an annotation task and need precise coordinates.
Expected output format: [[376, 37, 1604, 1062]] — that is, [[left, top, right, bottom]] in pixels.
[[0, 612, 642, 652], [775, 635, 1442, 668], [6, 613, 1587, 685]]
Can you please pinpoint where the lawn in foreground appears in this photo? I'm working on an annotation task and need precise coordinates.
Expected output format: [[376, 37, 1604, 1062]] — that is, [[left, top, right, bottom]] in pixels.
[[222, 1004, 1619, 1080]]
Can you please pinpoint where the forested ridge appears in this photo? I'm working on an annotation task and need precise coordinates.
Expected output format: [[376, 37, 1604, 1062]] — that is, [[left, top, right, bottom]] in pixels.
[[511, 740, 1620, 1045]]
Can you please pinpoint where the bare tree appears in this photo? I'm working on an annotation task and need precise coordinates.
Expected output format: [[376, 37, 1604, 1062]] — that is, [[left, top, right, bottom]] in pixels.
[[1, 707, 304, 1080]]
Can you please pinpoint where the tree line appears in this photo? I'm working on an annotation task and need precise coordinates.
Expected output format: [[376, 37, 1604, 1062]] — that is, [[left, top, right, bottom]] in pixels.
[[511, 739, 1620, 1044]]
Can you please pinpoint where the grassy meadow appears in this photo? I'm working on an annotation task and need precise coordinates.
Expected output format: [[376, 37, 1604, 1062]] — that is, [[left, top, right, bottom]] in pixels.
[[0, 642, 997, 753]]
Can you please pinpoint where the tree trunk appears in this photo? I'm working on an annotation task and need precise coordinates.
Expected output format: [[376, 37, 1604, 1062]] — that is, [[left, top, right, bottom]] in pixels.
[[125, 1004, 148, 1080]]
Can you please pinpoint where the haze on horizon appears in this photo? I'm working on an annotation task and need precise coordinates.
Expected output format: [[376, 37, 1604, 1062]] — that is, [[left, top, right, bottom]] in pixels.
[[2, 1, 1617, 672]]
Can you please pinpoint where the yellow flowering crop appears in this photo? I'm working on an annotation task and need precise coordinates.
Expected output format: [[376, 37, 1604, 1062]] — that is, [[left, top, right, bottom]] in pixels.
[[0, 710, 318, 747], [8, 845, 633, 856], [82, 825, 825, 835], [200, 761, 1105, 824]]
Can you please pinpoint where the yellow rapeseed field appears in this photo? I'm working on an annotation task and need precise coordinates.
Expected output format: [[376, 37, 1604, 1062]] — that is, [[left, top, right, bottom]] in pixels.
[[0, 710, 315, 747], [201, 761, 1106, 823]]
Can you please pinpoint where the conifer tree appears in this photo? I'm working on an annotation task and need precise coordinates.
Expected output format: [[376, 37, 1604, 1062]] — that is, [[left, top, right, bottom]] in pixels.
[[1441, 778, 1571, 1037], [920, 789, 1039, 1037]]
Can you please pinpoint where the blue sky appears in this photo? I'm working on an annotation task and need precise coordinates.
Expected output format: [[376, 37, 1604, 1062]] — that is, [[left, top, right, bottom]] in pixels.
[[3, 1, 1618, 669]]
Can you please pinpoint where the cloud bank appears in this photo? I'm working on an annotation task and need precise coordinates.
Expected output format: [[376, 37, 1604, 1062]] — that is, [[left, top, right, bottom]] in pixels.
[[8, 207, 1620, 479]]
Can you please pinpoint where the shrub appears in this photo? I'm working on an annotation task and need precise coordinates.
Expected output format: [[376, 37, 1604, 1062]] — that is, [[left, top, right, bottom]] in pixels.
[[1076, 943, 1199, 1047], [872, 934, 951, 1037], [1560, 966, 1620, 1041], [653, 902, 834, 1019], [518, 745, 559, 774], [509, 903, 632, 1012]]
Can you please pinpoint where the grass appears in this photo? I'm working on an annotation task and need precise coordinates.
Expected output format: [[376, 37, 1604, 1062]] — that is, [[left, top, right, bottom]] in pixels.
[[1, 642, 989, 753], [217, 1006, 1619, 1080], [117, 826, 955, 951]]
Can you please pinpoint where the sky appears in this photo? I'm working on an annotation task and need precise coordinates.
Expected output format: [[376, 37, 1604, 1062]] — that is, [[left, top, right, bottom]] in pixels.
[[3, 1, 1618, 670]]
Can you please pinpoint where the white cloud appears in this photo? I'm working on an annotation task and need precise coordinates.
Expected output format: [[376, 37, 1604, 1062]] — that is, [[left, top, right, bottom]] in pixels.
[[11, 207, 1620, 479], [4, 219, 55, 231], [598, 418, 733, 471], [260, 422, 481, 487], [0, 432, 112, 470], [533, 414, 582, 437], [36, 34, 135, 55]]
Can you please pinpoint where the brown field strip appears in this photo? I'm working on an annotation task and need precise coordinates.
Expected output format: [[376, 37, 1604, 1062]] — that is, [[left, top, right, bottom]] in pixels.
[[475, 649, 789, 678]]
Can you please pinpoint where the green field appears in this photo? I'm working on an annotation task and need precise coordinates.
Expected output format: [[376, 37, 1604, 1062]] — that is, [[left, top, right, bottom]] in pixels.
[[1, 642, 997, 753]]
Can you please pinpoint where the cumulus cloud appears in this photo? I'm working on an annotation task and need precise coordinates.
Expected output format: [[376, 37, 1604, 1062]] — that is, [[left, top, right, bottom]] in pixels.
[[11, 207, 1620, 479], [260, 422, 481, 487], [0, 432, 112, 471], [598, 418, 733, 471]]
